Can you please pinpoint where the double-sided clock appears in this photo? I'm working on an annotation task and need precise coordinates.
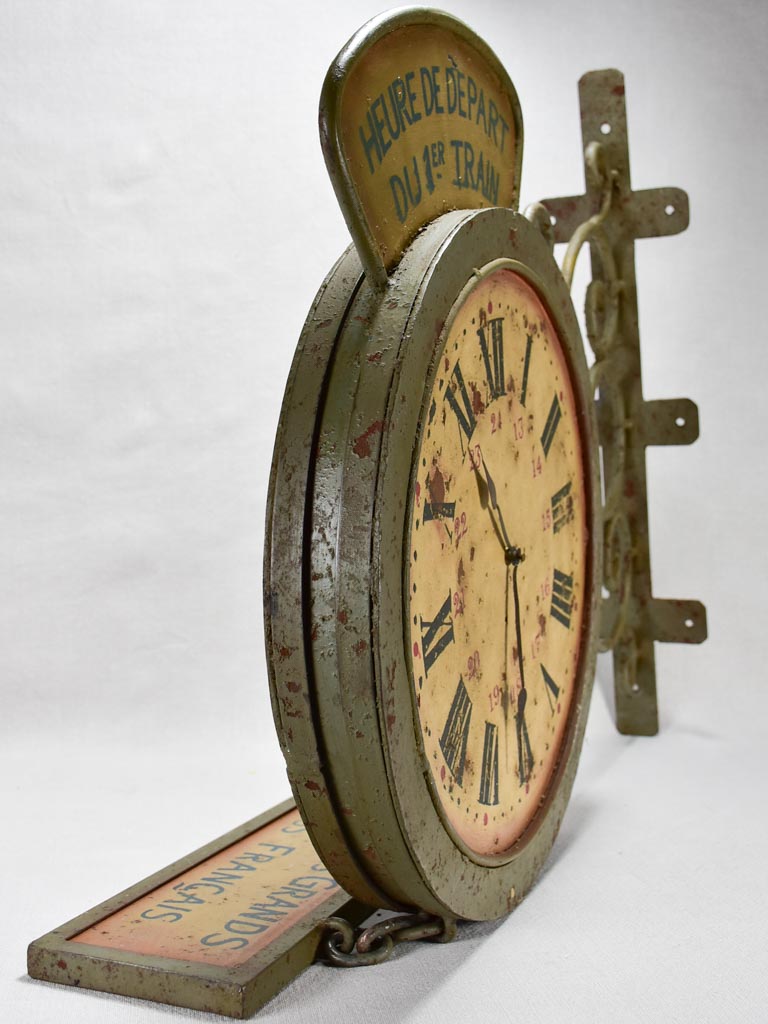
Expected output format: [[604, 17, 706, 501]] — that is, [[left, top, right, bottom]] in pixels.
[[268, 4, 610, 929], [28, 6, 707, 1013], [266, 197, 600, 920], [264, 4, 705, 932]]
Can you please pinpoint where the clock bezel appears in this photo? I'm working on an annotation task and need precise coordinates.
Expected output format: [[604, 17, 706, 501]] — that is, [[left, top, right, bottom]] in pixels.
[[371, 207, 601, 918], [400, 256, 592, 866]]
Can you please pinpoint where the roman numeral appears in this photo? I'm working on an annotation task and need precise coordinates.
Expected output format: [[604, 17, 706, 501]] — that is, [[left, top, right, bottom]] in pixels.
[[540, 664, 560, 714], [550, 568, 574, 628], [423, 501, 455, 523], [420, 592, 454, 676], [540, 393, 562, 457], [478, 317, 506, 401], [551, 481, 574, 533], [444, 361, 477, 446], [479, 720, 499, 805], [515, 689, 534, 785], [520, 333, 533, 407], [440, 677, 472, 786]]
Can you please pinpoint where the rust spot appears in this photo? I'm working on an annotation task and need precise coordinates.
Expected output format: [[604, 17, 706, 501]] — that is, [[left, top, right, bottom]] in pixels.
[[612, 84, 625, 96], [315, 318, 333, 330], [458, 558, 466, 584], [362, 845, 379, 863], [471, 382, 485, 416], [428, 463, 446, 504], [286, 680, 300, 693], [355, 730, 364, 739], [311, 623, 319, 642], [353, 639, 368, 655], [278, 645, 292, 661], [367, 351, 382, 363], [57, 960, 67, 970], [341, 806, 354, 815], [337, 609, 348, 624], [354, 315, 370, 325], [305, 780, 321, 792], [386, 299, 399, 309], [538, 613, 546, 637], [353, 420, 385, 458], [387, 714, 396, 730], [283, 698, 303, 719]]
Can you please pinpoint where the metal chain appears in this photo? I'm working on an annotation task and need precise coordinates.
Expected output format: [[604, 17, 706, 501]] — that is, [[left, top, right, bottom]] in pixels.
[[320, 912, 457, 967]]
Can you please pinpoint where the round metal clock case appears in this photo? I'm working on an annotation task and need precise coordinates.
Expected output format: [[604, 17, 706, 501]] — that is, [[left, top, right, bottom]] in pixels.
[[265, 206, 601, 921]]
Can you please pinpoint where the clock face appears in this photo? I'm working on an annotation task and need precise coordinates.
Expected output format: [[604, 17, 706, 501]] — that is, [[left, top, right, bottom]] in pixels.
[[407, 266, 589, 858]]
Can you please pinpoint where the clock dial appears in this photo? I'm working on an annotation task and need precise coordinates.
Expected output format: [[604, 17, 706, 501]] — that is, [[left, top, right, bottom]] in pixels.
[[407, 267, 588, 857]]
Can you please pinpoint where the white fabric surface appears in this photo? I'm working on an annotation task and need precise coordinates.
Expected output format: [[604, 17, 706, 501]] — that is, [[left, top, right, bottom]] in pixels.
[[2, 0, 766, 1021]]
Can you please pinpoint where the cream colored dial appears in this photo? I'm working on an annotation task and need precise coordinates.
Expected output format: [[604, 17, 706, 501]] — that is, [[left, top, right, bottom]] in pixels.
[[407, 266, 588, 857]]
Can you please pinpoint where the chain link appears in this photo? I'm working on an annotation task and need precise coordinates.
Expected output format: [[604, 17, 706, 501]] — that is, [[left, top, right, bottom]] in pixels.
[[320, 912, 457, 967]]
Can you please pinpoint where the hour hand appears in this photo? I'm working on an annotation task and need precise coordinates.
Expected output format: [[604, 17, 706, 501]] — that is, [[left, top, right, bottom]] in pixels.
[[473, 453, 515, 556], [474, 459, 491, 510]]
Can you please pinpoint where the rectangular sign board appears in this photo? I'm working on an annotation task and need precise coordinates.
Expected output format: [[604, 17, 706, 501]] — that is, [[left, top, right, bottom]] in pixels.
[[28, 800, 365, 1018]]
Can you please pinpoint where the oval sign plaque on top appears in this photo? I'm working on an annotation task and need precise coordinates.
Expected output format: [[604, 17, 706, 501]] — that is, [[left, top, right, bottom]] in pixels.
[[320, 7, 524, 287]]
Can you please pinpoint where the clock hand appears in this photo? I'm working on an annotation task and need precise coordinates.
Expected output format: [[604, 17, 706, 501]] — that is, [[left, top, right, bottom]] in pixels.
[[503, 560, 510, 739], [473, 451, 516, 557], [509, 546, 533, 785]]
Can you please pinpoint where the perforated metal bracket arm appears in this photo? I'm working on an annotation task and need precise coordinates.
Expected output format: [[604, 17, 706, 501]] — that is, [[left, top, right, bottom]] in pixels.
[[538, 69, 707, 736]]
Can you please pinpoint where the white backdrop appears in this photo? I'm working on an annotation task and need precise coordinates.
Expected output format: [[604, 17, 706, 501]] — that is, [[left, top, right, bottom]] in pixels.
[[2, 1, 766, 1021]]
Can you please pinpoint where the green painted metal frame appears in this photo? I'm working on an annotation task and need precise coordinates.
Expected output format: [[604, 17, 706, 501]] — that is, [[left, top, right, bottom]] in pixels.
[[540, 70, 707, 735], [27, 799, 366, 1019]]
